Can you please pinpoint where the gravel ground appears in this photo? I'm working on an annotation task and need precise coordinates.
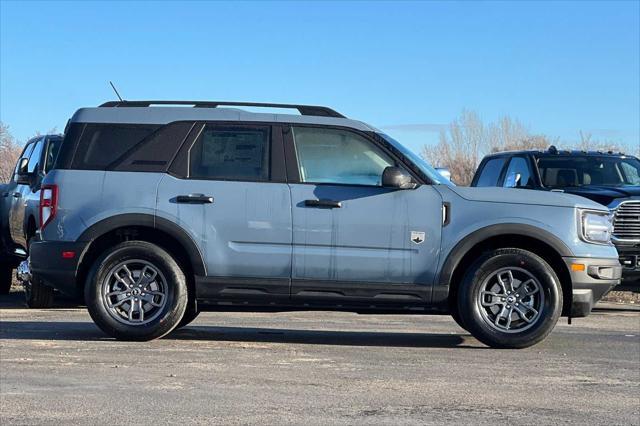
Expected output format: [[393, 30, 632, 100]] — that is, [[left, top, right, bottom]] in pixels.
[[1, 287, 639, 425]]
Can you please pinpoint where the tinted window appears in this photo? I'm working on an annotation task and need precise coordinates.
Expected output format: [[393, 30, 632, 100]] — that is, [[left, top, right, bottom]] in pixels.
[[475, 157, 506, 187], [27, 140, 44, 173], [504, 157, 533, 188], [115, 122, 195, 172], [292, 127, 394, 186], [188, 125, 270, 180], [71, 123, 160, 169], [44, 137, 63, 173], [537, 156, 640, 187]]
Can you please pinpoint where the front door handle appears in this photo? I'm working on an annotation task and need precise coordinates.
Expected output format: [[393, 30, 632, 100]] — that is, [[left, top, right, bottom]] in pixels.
[[304, 199, 342, 209], [13, 192, 21, 198], [176, 194, 214, 204]]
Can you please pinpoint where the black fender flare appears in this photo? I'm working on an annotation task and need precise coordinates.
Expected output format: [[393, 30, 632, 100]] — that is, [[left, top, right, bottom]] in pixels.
[[435, 223, 573, 299], [77, 213, 206, 276]]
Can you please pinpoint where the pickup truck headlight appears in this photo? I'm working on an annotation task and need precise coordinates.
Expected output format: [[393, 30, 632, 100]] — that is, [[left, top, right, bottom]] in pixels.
[[579, 209, 613, 244]]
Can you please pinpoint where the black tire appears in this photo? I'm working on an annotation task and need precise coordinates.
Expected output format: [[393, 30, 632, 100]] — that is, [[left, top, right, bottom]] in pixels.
[[458, 248, 562, 349], [85, 241, 188, 341], [25, 275, 55, 308], [176, 305, 200, 329], [450, 306, 467, 331], [0, 265, 12, 295]]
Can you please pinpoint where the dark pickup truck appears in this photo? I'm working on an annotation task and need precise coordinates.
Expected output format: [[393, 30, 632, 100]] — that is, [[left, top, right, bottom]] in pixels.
[[471, 147, 640, 288], [0, 134, 63, 305]]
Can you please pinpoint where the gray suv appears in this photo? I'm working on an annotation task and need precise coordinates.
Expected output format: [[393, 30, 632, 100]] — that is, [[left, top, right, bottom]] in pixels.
[[30, 101, 621, 348]]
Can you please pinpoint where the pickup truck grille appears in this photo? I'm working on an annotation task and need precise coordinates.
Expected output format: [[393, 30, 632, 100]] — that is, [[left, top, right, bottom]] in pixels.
[[613, 201, 640, 241]]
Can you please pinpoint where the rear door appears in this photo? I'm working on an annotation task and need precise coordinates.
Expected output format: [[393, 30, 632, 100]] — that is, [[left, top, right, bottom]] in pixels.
[[157, 122, 292, 301], [285, 125, 443, 305]]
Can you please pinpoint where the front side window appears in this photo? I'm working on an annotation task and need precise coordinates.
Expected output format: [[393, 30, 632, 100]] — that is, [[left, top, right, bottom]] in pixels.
[[292, 127, 394, 186], [503, 157, 534, 188], [475, 157, 506, 187], [188, 125, 270, 181]]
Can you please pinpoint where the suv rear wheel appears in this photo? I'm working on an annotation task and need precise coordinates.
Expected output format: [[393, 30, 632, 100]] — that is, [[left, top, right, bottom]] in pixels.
[[85, 241, 188, 341], [457, 248, 562, 349]]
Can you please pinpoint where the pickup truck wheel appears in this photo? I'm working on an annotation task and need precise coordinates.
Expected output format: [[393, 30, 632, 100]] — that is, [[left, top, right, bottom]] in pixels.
[[85, 241, 187, 341], [25, 275, 55, 308], [457, 248, 562, 349], [0, 266, 12, 294]]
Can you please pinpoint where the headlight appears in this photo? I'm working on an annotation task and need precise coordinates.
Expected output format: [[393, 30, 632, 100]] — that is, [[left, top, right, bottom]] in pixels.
[[579, 209, 613, 244]]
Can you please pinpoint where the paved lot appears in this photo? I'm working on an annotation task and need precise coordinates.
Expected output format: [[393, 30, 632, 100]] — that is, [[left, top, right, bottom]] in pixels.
[[1, 290, 639, 425]]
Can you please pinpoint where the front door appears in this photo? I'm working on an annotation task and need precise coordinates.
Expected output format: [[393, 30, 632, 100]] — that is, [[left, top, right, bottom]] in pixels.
[[156, 123, 291, 300], [286, 126, 443, 305]]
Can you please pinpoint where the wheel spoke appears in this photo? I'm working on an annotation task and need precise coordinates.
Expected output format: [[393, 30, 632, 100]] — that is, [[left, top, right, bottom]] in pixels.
[[497, 270, 516, 294], [141, 292, 164, 307], [137, 266, 158, 287], [108, 297, 130, 308], [517, 279, 539, 298], [514, 303, 538, 323], [481, 291, 505, 307]]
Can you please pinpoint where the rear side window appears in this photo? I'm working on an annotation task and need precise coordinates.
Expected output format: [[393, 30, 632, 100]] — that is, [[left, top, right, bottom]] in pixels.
[[188, 125, 270, 181], [71, 124, 160, 170], [475, 157, 506, 187]]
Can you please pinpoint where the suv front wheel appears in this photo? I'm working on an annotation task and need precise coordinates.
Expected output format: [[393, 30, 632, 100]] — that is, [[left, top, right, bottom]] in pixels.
[[457, 248, 563, 349], [85, 241, 188, 341]]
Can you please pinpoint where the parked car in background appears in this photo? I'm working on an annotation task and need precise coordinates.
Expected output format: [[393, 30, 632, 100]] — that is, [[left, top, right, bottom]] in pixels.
[[471, 147, 640, 288], [0, 134, 63, 305], [30, 101, 621, 348]]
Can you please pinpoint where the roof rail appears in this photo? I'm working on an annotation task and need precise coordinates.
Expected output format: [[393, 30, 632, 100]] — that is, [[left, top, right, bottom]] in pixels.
[[98, 100, 346, 118]]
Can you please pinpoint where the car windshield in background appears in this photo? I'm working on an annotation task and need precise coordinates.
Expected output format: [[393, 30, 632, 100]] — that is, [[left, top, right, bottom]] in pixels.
[[536, 155, 640, 188], [378, 133, 451, 185]]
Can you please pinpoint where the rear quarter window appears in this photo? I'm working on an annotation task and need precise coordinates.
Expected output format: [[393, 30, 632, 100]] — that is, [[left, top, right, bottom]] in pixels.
[[71, 123, 160, 170]]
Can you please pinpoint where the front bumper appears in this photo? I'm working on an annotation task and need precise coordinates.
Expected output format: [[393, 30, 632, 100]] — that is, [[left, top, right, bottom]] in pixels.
[[30, 240, 88, 298], [564, 257, 621, 317]]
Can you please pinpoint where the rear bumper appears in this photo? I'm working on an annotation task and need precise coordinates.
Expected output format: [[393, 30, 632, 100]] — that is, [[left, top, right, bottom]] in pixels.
[[564, 257, 621, 317], [30, 240, 88, 297]]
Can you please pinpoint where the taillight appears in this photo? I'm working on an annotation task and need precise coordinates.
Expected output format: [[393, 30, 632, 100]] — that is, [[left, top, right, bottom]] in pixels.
[[40, 184, 58, 230]]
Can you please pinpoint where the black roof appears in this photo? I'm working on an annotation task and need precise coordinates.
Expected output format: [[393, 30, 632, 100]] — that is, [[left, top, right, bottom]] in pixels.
[[485, 146, 636, 159]]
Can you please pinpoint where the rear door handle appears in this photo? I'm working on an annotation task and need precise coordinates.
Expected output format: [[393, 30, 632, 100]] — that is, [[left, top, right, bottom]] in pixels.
[[176, 194, 214, 204], [304, 199, 342, 209]]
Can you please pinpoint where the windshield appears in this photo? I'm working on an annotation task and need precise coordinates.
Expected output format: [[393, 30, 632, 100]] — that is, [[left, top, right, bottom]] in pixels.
[[378, 133, 451, 185], [536, 155, 640, 188]]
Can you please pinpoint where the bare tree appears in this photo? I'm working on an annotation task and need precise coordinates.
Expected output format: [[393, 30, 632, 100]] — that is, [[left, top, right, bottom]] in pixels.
[[422, 110, 551, 186], [0, 122, 22, 183]]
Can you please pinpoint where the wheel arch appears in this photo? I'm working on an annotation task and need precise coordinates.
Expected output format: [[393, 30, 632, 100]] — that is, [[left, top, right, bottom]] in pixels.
[[437, 224, 573, 316], [74, 214, 205, 300]]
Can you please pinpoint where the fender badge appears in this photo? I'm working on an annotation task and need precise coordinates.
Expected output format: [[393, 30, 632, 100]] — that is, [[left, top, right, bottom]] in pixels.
[[411, 231, 425, 244]]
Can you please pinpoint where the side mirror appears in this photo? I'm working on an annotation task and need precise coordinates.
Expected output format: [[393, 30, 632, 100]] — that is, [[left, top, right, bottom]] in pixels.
[[382, 166, 417, 189], [17, 157, 29, 174], [16, 158, 34, 185], [435, 167, 452, 182]]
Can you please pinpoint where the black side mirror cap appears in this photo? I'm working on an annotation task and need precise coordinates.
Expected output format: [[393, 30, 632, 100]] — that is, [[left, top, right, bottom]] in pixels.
[[382, 166, 417, 189], [16, 173, 34, 186]]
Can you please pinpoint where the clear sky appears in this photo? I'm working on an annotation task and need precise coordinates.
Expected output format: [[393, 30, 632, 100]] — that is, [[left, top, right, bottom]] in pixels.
[[1, 0, 639, 154]]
